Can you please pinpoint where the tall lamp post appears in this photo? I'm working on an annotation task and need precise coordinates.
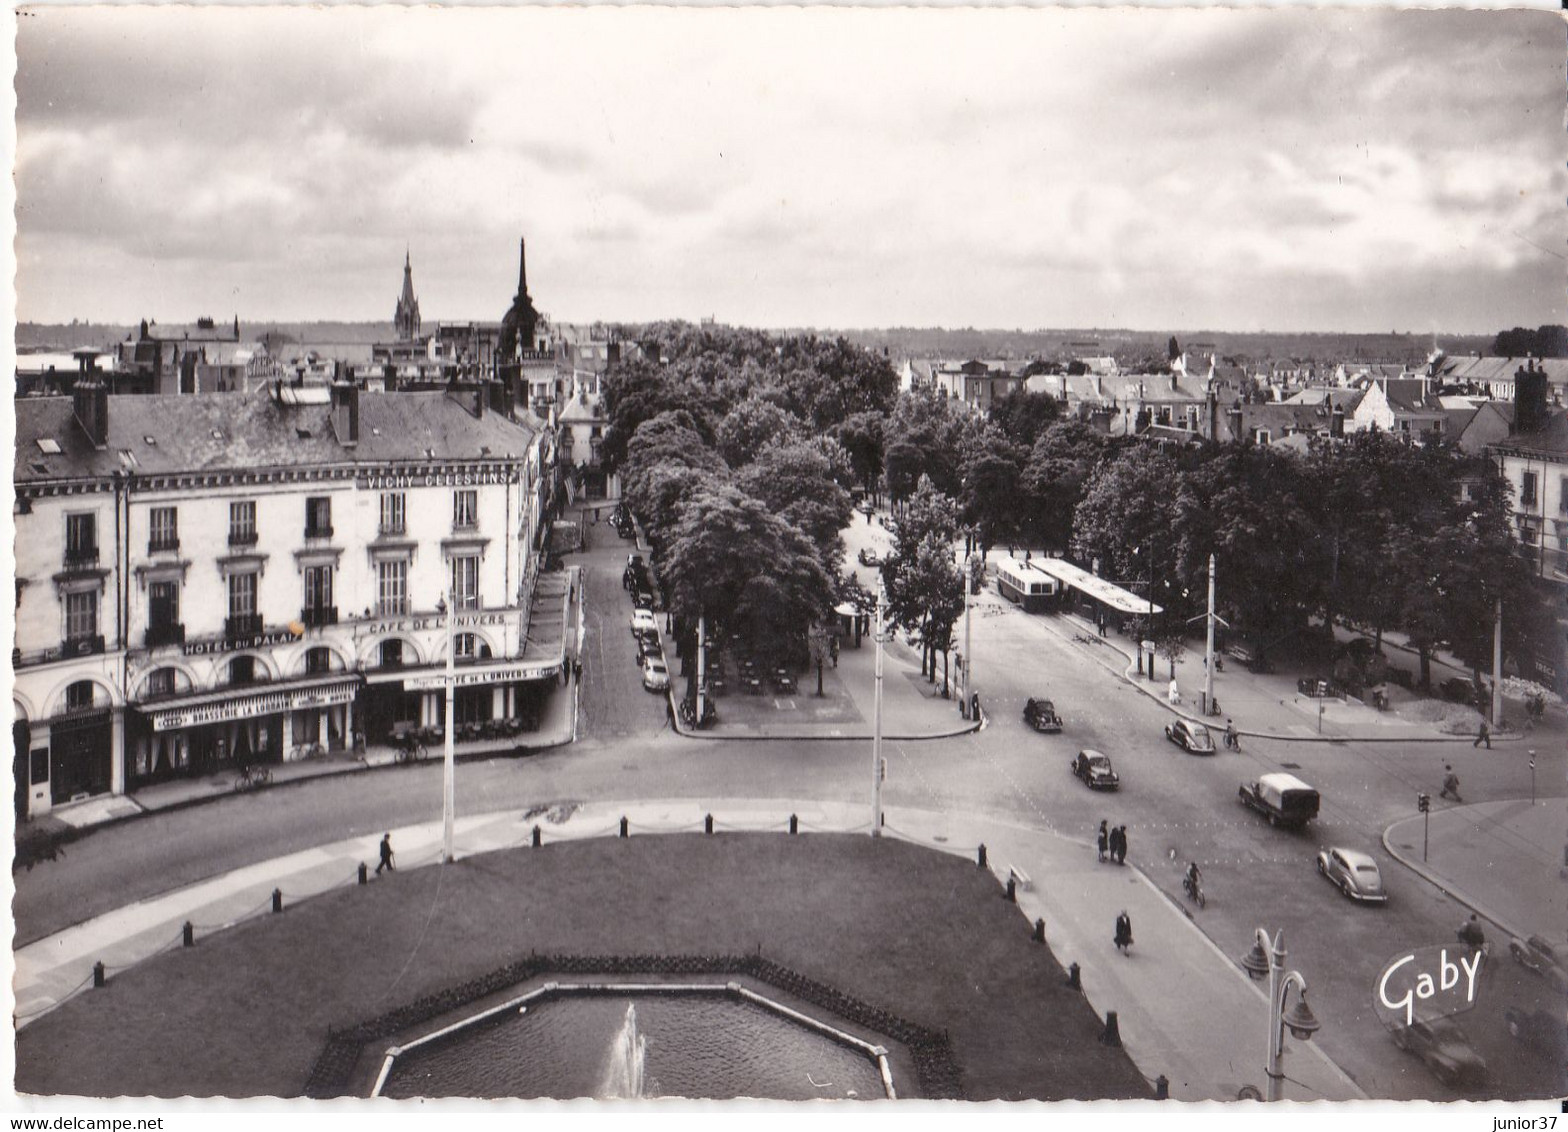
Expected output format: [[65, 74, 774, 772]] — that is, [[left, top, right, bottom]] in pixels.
[[436, 590, 456, 864], [872, 581, 886, 837], [1240, 928, 1322, 1102]]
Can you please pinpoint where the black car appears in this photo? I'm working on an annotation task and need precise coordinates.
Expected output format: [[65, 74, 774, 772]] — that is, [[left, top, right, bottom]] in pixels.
[[1023, 697, 1062, 733], [1070, 749, 1119, 790], [857, 548, 881, 567]]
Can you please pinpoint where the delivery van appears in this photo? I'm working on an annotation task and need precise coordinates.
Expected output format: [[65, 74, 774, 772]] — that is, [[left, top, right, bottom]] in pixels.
[[1239, 772, 1321, 829]]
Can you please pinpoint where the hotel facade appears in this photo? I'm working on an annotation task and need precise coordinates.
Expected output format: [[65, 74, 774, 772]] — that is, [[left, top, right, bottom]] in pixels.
[[13, 379, 555, 819]]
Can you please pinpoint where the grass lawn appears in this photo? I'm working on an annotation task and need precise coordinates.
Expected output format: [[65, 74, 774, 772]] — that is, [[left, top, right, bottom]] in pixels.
[[16, 833, 1150, 1101]]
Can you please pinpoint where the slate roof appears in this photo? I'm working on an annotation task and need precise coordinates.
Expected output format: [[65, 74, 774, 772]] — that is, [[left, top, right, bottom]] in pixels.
[[1493, 410, 1568, 457], [16, 391, 538, 484]]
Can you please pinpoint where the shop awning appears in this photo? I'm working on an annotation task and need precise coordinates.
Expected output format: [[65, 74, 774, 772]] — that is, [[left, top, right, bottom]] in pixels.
[[140, 676, 362, 732], [400, 658, 565, 691]]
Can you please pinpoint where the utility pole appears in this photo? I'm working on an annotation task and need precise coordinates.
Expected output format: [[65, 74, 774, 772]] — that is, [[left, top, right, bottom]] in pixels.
[[962, 552, 973, 716], [442, 588, 456, 864], [872, 583, 885, 837], [1204, 554, 1217, 715], [696, 613, 706, 726]]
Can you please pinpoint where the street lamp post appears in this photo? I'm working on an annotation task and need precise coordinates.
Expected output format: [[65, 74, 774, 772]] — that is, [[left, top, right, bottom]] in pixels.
[[872, 582, 885, 837], [1240, 928, 1321, 1102], [962, 551, 974, 717]]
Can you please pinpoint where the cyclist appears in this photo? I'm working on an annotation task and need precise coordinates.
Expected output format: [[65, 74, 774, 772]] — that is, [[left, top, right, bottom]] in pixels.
[[1185, 861, 1202, 890]]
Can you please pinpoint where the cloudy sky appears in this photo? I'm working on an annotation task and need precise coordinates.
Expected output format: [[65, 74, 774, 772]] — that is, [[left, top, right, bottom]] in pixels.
[[12, 5, 1566, 334]]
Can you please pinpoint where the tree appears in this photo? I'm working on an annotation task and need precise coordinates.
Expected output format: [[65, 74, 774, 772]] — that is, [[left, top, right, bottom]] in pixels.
[[957, 426, 1026, 555], [736, 441, 853, 568], [716, 397, 801, 468], [661, 483, 835, 671], [835, 410, 887, 504], [1022, 419, 1108, 554], [1070, 445, 1183, 592], [883, 531, 965, 687], [1167, 336, 1182, 362], [988, 388, 1063, 450], [882, 387, 966, 503]]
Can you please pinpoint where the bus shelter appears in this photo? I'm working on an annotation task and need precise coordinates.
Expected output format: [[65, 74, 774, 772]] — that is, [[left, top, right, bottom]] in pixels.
[[1032, 557, 1162, 629]]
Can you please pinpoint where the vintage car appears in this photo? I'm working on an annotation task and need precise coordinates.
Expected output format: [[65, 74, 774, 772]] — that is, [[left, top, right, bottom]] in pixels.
[[857, 547, 881, 567], [630, 608, 659, 637], [1316, 846, 1388, 903], [1389, 1015, 1488, 1088], [1023, 697, 1063, 733], [1240, 772, 1320, 829], [1070, 749, 1120, 790], [1164, 718, 1215, 753], [1509, 935, 1568, 994], [641, 656, 670, 692]]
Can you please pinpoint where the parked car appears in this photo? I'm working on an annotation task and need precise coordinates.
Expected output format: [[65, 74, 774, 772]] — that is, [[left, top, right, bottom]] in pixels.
[[636, 634, 663, 661], [1316, 847, 1388, 903], [1164, 719, 1215, 753], [857, 548, 881, 566], [1388, 1015, 1488, 1088], [641, 656, 670, 692], [1070, 749, 1120, 790], [1509, 935, 1568, 993], [1240, 772, 1320, 829], [1023, 697, 1063, 733], [1224, 640, 1273, 673], [1440, 676, 1492, 706], [631, 609, 658, 636]]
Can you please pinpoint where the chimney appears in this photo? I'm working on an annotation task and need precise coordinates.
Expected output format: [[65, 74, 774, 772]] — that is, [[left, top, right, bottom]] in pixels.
[[1514, 363, 1549, 434], [607, 341, 621, 367], [331, 381, 359, 446], [1330, 406, 1345, 438], [1227, 406, 1244, 443], [73, 377, 109, 449], [474, 380, 487, 420]]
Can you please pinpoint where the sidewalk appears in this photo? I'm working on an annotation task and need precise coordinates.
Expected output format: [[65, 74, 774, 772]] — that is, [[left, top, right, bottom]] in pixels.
[[1383, 797, 1568, 946], [11, 796, 1363, 1102], [675, 629, 981, 742], [1049, 609, 1493, 746]]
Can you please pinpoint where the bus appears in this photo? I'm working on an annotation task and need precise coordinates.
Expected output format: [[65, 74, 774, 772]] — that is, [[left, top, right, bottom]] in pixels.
[[995, 558, 1059, 613]]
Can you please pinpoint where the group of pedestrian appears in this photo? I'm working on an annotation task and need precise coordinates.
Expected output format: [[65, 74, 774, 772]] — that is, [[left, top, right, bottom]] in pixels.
[[1096, 820, 1130, 865]]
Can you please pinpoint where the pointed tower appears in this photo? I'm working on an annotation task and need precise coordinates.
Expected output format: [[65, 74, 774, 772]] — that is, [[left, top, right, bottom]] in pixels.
[[394, 249, 422, 341], [499, 237, 540, 359]]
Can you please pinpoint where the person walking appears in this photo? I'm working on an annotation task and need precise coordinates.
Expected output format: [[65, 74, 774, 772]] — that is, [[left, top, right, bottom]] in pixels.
[[1440, 765, 1462, 802], [1473, 720, 1490, 749], [1097, 820, 1109, 863], [1114, 910, 1133, 955], [1108, 824, 1126, 865], [376, 833, 395, 875], [1116, 825, 1129, 865]]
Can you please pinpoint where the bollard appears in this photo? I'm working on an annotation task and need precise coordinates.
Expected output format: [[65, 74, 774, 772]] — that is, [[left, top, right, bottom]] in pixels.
[[619, 816, 629, 838], [1067, 962, 1081, 990], [789, 814, 798, 835], [705, 813, 714, 835], [358, 862, 368, 886], [1100, 1010, 1122, 1047], [182, 921, 194, 948], [1033, 918, 1046, 943], [1006, 877, 1017, 902], [271, 888, 283, 914], [977, 843, 988, 869], [532, 824, 542, 848], [93, 961, 106, 988], [1155, 1075, 1169, 1100]]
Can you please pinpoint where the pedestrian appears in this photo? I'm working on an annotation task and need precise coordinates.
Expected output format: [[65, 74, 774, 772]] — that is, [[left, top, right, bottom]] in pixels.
[[1116, 825, 1129, 865], [1097, 820, 1109, 863], [376, 833, 395, 875], [1108, 824, 1124, 865], [573, 657, 583, 682], [1473, 720, 1490, 749], [1440, 765, 1461, 802], [1114, 910, 1133, 955], [560, 662, 569, 687]]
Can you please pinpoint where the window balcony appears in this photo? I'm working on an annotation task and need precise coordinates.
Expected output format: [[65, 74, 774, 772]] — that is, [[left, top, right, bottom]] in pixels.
[[228, 529, 259, 548], [144, 622, 186, 648], [148, 536, 181, 553], [378, 521, 407, 537], [62, 545, 99, 571], [302, 605, 338, 627], [304, 524, 334, 541], [225, 613, 264, 640]]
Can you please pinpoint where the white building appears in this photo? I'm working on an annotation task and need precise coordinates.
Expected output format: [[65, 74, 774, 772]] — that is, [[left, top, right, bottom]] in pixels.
[[13, 381, 554, 819]]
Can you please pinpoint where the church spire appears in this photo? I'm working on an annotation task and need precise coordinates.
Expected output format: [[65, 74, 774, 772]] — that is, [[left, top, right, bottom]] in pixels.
[[394, 249, 421, 341]]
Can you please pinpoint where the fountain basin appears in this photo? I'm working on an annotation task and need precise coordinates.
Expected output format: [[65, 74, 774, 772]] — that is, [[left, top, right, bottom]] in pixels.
[[374, 981, 896, 1101]]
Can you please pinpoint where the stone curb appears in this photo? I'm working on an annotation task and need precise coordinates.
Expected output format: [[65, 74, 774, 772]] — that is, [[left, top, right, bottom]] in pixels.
[[1380, 810, 1529, 945]]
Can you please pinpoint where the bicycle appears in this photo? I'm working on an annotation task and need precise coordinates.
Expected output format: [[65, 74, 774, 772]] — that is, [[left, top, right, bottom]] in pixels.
[[395, 733, 428, 764], [1183, 871, 1207, 909], [1222, 727, 1241, 752], [233, 763, 272, 792]]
